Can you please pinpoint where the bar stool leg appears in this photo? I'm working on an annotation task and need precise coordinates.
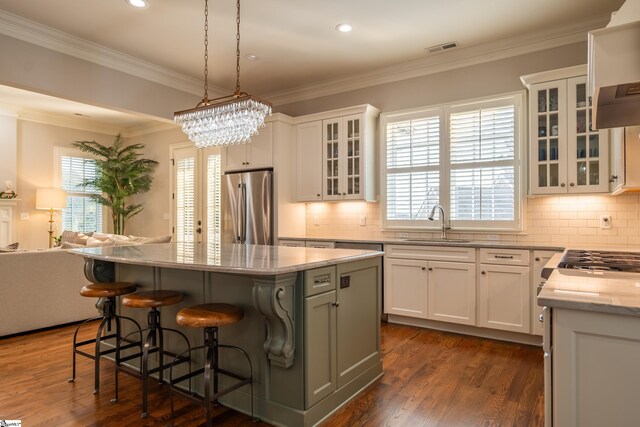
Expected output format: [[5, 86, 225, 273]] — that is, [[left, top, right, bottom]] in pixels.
[[141, 326, 154, 418], [93, 314, 110, 394], [67, 315, 103, 383], [204, 330, 215, 427]]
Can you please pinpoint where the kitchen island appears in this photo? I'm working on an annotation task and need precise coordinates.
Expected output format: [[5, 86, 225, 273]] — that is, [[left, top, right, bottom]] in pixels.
[[538, 252, 640, 427], [71, 242, 383, 427]]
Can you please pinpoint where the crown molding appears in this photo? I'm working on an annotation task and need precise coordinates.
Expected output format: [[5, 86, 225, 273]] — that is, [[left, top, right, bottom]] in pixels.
[[0, 10, 227, 98], [17, 109, 122, 135], [124, 121, 178, 138], [266, 14, 610, 106]]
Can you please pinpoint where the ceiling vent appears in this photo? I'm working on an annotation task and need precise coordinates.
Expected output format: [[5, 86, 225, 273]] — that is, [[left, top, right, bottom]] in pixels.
[[425, 41, 458, 54]]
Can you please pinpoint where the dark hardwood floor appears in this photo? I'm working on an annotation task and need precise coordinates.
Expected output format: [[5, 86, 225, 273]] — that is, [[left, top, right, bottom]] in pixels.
[[0, 322, 543, 426]]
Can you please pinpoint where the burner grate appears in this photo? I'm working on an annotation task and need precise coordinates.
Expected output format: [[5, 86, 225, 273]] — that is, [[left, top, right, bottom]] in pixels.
[[558, 250, 640, 273]]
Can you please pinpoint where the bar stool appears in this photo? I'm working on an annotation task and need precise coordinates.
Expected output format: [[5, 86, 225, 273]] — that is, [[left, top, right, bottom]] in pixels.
[[67, 281, 141, 395], [169, 303, 254, 427], [112, 290, 191, 418]]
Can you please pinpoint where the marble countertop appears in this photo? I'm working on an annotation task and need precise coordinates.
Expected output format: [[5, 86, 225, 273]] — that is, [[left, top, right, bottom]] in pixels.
[[70, 242, 383, 276], [538, 253, 640, 316], [280, 236, 565, 251]]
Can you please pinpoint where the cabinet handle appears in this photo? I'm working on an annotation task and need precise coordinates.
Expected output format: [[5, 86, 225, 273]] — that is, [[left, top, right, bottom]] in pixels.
[[421, 267, 426, 270], [539, 313, 544, 323], [535, 257, 541, 262], [428, 267, 433, 271], [569, 183, 575, 187], [342, 192, 346, 196], [481, 271, 486, 275], [560, 183, 566, 187], [609, 175, 618, 183], [495, 255, 514, 259], [316, 193, 321, 197], [332, 301, 340, 307]]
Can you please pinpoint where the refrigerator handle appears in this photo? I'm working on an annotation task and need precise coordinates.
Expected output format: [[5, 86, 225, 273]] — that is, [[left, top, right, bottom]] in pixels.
[[240, 182, 247, 243], [235, 183, 243, 243]]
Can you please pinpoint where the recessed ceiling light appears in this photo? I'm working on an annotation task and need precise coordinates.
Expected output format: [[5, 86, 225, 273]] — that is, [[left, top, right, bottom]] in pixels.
[[245, 54, 258, 61], [335, 23, 352, 33], [126, 0, 149, 9]]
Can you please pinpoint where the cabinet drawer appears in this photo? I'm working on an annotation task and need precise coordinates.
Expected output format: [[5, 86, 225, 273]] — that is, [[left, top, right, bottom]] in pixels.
[[480, 248, 530, 266], [306, 241, 336, 249], [304, 266, 337, 297], [385, 245, 475, 262], [278, 239, 306, 247]]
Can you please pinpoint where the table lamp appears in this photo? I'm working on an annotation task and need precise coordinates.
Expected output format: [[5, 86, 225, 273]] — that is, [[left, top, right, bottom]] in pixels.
[[36, 188, 67, 248]]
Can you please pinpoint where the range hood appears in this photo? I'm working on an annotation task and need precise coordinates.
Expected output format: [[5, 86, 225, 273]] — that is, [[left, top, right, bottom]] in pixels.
[[588, 20, 640, 129]]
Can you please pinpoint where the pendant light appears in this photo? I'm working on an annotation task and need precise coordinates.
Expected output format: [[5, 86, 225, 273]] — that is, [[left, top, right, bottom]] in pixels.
[[174, 0, 271, 148]]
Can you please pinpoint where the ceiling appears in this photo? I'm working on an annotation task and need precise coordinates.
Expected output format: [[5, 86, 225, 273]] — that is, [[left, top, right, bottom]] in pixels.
[[0, 0, 627, 128]]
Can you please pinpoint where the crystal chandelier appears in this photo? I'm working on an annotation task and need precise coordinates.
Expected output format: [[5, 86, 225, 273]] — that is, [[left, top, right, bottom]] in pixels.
[[174, 0, 271, 149]]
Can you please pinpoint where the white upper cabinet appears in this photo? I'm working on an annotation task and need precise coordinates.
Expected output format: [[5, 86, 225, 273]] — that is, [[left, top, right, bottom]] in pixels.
[[294, 105, 380, 202], [522, 66, 609, 195], [224, 122, 274, 171]]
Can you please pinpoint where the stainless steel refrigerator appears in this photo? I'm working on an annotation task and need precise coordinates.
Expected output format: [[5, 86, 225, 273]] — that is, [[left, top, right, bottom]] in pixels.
[[222, 168, 273, 245]]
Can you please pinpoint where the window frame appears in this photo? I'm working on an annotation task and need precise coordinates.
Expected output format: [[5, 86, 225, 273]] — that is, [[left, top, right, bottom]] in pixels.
[[380, 91, 526, 232], [53, 146, 105, 233]]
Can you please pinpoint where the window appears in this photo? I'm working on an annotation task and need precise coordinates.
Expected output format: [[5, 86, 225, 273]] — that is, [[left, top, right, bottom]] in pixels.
[[381, 93, 524, 231], [56, 147, 103, 233]]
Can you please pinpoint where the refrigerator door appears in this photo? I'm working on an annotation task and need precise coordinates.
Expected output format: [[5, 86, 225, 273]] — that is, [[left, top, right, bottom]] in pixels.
[[224, 172, 243, 243], [243, 169, 273, 245]]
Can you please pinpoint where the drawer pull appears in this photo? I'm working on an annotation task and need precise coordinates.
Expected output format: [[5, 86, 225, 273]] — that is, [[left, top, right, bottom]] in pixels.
[[481, 271, 486, 275], [495, 255, 514, 259], [421, 266, 426, 271], [428, 267, 433, 271], [535, 257, 541, 262]]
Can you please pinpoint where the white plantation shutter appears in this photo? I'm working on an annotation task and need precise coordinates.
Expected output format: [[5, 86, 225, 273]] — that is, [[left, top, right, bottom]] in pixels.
[[60, 154, 103, 232], [450, 105, 516, 222], [386, 116, 440, 222], [382, 94, 522, 230], [175, 156, 196, 245], [207, 153, 222, 260]]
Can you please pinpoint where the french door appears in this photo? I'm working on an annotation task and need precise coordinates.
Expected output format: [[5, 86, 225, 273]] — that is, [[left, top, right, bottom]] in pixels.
[[171, 144, 222, 257]]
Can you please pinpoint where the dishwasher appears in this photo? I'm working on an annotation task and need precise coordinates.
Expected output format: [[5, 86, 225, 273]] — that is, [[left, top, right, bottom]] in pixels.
[[334, 242, 386, 321]]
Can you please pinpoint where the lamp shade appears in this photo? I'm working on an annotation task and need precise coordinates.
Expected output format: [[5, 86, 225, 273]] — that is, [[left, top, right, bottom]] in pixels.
[[36, 188, 67, 210]]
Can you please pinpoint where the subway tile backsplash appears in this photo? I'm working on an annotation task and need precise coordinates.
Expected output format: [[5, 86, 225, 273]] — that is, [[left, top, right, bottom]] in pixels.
[[304, 194, 640, 248]]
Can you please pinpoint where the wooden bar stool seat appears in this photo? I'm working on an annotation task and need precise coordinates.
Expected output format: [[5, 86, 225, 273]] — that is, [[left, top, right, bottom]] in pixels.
[[169, 303, 254, 426], [80, 282, 138, 298], [176, 303, 243, 328], [112, 289, 191, 418], [68, 282, 141, 395]]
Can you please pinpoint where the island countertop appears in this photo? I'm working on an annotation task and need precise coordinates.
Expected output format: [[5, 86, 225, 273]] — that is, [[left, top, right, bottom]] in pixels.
[[70, 242, 383, 276]]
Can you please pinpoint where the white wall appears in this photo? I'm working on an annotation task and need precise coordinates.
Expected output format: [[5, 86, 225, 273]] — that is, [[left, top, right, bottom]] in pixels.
[[0, 111, 17, 192]]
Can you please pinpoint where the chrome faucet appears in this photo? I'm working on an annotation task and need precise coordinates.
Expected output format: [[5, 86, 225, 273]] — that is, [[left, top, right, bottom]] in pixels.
[[428, 204, 451, 239]]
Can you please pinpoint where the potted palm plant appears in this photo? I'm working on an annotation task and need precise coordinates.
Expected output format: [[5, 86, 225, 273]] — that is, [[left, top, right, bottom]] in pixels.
[[73, 134, 158, 235]]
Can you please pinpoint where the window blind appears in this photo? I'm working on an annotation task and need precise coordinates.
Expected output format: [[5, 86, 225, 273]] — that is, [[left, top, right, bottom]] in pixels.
[[386, 116, 440, 221], [450, 106, 515, 221], [207, 154, 222, 261], [175, 156, 196, 245], [60, 155, 102, 232]]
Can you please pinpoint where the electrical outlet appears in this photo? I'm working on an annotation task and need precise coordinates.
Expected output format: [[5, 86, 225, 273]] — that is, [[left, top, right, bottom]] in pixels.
[[360, 215, 367, 226], [20, 212, 29, 220], [313, 214, 319, 226], [600, 215, 612, 229]]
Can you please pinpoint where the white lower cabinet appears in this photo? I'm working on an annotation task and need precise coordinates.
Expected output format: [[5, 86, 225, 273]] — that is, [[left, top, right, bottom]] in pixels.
[[553, 308, 640, 427], [384, 258, 429, 319], [427, 261, 476, 326], [384, 245, 476, 326], [478, 263, 531, 333]]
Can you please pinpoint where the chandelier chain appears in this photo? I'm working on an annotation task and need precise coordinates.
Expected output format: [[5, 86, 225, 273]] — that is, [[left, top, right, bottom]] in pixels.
[[203, 0, 209, 100], [235, 0, 241, 95]]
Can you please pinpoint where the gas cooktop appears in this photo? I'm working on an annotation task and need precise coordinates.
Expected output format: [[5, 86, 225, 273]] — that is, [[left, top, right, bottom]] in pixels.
[[558, 250, 640, 273]]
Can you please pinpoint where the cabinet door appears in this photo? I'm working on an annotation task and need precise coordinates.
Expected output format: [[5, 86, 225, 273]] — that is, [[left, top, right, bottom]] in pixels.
[[223, 122, 273, 171], [478, 264, 530, 333], [567, 76, 609, 193], [322, 118, 342, 200], [341, 114, 363, 200], [246, 122, 273, 169], [530, 80, 568, 194], [296, 121, 323, 201], [384, 258, 428, 318], [609, 127, 625, 193], [427, 261, 476, 326], [304, 290, 337, 408], [531, 250, 559, 335], [336, 260, 380, 388]]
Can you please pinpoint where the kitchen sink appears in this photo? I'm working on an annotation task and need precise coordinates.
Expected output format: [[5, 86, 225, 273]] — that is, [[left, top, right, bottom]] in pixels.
[[403, 238, 471, 243]]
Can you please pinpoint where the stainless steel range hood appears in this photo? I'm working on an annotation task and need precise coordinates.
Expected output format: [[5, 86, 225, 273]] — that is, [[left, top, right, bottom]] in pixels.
[[588, 20, 640, 129]]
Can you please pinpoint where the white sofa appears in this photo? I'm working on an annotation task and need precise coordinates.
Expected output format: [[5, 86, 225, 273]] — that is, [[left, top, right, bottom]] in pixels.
[[0, 250, 97, 336]]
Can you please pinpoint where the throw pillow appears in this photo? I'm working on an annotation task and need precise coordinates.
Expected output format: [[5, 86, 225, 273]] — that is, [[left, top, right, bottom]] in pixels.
[[86, 237, 116, 247], [60, 230, 77, 243], [5, 242, 18, 250], [90, 232, 113, 241], [61, 241, 85, 249], [73, 233, 93, 245]]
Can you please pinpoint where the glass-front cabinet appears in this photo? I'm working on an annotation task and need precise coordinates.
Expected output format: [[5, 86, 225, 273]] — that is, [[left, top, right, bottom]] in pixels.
[[523, 66, 609, 195], [322, 115, 363, 200]]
